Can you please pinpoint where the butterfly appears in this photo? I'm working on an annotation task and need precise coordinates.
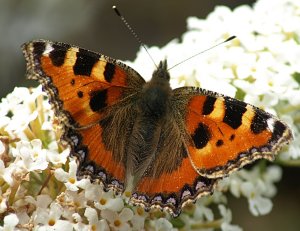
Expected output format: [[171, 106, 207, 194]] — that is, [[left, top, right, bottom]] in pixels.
[[22, 39, 292, 216]]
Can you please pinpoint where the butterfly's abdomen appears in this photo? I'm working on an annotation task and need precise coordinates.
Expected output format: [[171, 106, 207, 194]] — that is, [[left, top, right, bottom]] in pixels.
[[125, 81, 172, 190]]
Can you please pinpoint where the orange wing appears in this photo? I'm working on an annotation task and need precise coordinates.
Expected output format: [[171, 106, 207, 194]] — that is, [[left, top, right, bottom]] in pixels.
[[174, 87, 292, 178], [132, 156, 216, 216], [22, 40, 145, 190], [23, 40, 144, 128]]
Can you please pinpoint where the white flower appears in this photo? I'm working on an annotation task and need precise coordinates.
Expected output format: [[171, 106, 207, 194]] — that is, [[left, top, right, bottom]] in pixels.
[[0, 160, 14, 186], [46, 148, 69, 165], [0, 140, 5, 155], [0, 187, 8, 214], [30, 194, 52, 206], [261, 165, 282, 197], [219, 205, 242, 231], [194, 200, 214, 221], [280, 123, 300, 160], [5, 110, 38, 137], [34, 202, 73, 231], [227, 176, 243, 198], [0, 213, 19, 231], [84, 207, 110, 231], [46, 141, 69, 165], [179, 199, 215, 230], [12, 139, 48, 172], [0, 87, 31, 116], [54, 159, 81, 191], [63, 190, 88, 211], [72, 213, 82, 223], [84, 183, 124, 212], [131, 207, 148, 231], [240, 181, 273, 216], [149, 218, 176, 231], [101, 208, 134, 231], [225, 165, 282, 217]]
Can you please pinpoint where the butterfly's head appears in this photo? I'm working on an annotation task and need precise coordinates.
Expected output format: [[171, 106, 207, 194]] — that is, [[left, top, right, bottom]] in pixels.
[[152, 60, 170, 82]]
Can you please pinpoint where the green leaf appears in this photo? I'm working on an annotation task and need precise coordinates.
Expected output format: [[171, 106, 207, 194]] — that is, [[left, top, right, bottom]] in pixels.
[[292, 72, 300, 84]]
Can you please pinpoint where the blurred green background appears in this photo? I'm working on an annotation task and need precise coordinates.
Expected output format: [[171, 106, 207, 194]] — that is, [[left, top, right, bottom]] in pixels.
[[0, 0, 299, 230]]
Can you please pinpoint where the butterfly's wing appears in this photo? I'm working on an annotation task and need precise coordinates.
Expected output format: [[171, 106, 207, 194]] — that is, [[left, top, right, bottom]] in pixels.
[[23, 40, 144, 128], [22, 40, 145, 191], [131, 86, 292, 216], [172, 87, 292, 178]]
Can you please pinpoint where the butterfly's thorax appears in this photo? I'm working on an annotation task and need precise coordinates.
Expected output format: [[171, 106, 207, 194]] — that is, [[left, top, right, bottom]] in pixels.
[[139, 80, 171, 117], [125, 60, 172, 190], [138, 60, 171, 118]]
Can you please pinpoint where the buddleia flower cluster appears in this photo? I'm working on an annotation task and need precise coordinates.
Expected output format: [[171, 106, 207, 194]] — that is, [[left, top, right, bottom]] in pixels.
[[0, 0, 299, 230]]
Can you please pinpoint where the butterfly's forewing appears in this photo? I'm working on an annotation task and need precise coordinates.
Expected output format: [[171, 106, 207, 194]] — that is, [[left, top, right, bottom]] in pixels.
[[174, 87, 292, 178], [23, 40, 144, 128], [22, 40, 145, 190]]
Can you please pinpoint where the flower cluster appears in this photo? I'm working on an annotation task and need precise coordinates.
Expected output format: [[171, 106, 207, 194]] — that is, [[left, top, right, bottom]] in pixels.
[[0, 0, 299, 230]]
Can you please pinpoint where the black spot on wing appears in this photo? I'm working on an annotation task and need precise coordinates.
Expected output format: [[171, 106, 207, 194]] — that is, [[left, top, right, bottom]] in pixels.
[[49, 44, 70, 66], [223, 97, 247, 129], [104, 63, 115, 83], [192, 123, 211, 149], [216, 139, 224, 147], [32, 42, 46, 61], [270, 121, 286, 143], [250, 109, 271, 134], [73, 48, 100, 76], [202, 96, 216, 115], [77, 91, 83, 98], [89, 89, 108, 112]]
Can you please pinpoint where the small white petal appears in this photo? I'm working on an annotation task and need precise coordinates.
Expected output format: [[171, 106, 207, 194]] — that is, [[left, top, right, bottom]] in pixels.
[[101, 209, 117, 223], [3, 213, 19, 229], [85, 207, 98, 224], [221, 223, 243, 231], [0, 141, 5, 155], [105, 197, 124, 212], [249, 196, 273, 216], [119, 208, 134, 222], [54, 168, 69, 182]]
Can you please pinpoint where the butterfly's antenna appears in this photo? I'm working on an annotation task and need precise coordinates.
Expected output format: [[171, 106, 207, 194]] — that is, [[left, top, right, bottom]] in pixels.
[[168, 36, 236, 71], [112, 5, 158, 68]]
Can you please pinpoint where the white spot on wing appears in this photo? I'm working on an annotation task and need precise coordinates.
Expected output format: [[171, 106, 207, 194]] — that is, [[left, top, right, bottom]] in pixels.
[[71, 135, 79, 146], [44, 43, 54, 55], [195, 181, 205, 190], [181, 190, 191, 199], [267, 118, 275, 132]]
